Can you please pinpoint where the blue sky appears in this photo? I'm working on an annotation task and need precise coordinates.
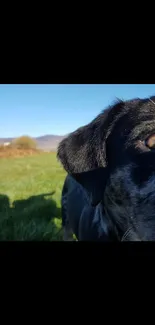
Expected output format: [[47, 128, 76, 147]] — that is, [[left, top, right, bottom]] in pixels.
[[0, 84, 155, 137]]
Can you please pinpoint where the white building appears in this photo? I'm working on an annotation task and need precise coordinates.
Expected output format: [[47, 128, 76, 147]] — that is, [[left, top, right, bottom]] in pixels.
[[3, 142, 11, 146]]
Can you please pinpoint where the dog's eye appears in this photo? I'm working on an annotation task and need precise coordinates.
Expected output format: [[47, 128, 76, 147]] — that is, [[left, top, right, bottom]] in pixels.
[[145, 135, 155, 149]]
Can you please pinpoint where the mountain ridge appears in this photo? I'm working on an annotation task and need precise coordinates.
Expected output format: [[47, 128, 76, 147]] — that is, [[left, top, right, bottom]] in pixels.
[[0, 134, 67, 151]]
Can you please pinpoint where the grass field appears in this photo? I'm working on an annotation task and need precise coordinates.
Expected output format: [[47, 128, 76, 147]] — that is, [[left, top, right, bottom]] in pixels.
[[0, 153, 67, 240]]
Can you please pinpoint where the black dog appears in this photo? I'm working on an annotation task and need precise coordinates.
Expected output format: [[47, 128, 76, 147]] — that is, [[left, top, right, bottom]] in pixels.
[[57, 96, 155, 241]]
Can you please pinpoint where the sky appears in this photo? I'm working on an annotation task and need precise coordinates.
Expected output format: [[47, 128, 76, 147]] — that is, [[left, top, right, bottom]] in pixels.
[[0, 84, 155, 138]]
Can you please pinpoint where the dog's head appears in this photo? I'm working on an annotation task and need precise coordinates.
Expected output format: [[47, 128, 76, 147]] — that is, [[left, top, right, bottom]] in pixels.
[[57, 96, 155, 241]]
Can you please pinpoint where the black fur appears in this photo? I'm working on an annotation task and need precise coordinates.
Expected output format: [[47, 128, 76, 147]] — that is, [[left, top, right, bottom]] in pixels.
[[58, 96, 155, 241]]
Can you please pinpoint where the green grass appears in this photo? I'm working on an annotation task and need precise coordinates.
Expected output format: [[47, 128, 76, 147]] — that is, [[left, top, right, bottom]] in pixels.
[[0, 153, 67, 240]]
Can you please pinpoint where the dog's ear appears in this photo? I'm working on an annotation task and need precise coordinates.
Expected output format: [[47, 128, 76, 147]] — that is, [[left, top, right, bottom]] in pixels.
[[57, 112, 109, 173], [57, 100, 125, 205]]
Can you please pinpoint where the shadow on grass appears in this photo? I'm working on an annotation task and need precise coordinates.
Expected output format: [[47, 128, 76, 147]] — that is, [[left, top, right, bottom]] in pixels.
[[0, 192, 63, 241]]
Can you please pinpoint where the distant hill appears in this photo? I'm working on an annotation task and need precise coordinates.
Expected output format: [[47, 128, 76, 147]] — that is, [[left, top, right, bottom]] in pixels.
[[0, 135, 67, 151]]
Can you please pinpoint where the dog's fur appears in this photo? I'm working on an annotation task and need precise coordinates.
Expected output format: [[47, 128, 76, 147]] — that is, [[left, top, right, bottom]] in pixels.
[[57, 96, 155, 241]]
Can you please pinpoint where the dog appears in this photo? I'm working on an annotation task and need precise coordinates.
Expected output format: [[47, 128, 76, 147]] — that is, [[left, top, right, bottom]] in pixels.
[[57, 96, 155, 241]]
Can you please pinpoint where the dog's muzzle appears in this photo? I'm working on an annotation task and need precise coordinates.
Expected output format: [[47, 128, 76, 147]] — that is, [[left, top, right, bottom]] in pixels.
[[121, 227, 142, 241]]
